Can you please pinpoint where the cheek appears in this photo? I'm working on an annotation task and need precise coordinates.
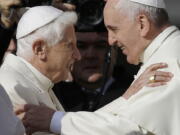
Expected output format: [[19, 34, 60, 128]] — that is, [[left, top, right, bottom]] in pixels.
[[56, 57, 68, 70], [61, 52, 72, 62]]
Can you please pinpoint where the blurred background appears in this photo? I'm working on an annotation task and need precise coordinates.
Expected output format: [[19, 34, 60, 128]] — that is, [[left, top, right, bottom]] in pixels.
[[165, 0, 180, 27]]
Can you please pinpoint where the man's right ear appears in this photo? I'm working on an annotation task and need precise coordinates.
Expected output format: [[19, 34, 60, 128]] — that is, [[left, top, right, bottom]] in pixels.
[[136, 13, 151, 38], [32, 40, 47, 61]]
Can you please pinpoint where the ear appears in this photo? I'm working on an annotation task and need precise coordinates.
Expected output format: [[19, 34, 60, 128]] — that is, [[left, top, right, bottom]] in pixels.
[[136, 14, 151, 37], [32, 40, 47, 60]]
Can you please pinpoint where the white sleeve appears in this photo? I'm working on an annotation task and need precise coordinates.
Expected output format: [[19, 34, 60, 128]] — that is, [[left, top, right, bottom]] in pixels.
[[50, 111, 65, 134], [60, 97, 149, 135], [98, 97, 128, 113], [61, 111, 148, 135]]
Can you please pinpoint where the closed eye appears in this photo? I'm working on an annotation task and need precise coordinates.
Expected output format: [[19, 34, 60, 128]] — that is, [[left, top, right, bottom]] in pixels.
[[107, 25, 119, 33]]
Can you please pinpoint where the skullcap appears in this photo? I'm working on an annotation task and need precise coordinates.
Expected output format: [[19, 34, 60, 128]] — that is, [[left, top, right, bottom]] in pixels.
[[16, 6, 63, 39], [130, 0, 166, 9]]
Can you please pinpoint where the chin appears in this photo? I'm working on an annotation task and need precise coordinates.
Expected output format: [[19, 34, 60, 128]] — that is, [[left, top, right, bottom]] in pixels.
[[53, 79, 61, 83], [127, 57, 139, 65], [54, 74, 68, 83]]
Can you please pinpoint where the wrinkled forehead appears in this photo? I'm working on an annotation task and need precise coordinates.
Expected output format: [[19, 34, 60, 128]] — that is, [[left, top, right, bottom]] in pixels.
[[61, 25, 76, 42]]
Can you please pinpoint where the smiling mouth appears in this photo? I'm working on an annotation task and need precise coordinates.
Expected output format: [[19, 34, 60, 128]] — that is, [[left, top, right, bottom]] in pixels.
[[119, 45, 127, 54], [121, 46, 125, 50], [119, 45, 125, 51]]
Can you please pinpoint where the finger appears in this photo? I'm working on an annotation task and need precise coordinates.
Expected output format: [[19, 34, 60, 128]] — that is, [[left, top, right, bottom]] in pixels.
[[25, 126, 31, 135], [11, 0, 22, 6], [15, 104, 37, 114], [147, 82, 167, 87], [24, 104, 39, 111], [155, 71, 173, 77], [17, 112, 25, 120], [63, 3, 76, 10], [25, 126, 36, 135], [22, 119, 29, 127], [24, 118, 44, 131], [14, 104, 26, 115], [23, 115, 36, 129], [147, 63, 168, 71], [154, 75, 172, 82]]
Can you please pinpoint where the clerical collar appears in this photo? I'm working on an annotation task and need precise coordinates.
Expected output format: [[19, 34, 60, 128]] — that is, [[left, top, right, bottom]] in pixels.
[[18, 56, 54, 91], [140, 26, 178, 64]]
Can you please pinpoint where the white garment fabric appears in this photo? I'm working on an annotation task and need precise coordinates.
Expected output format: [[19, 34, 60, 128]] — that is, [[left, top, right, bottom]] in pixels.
[[0, 54, 64, 135], [16, 6, 63, 39], [59, 26, 180, 135], [51, 77, 115, 133], [0, 85, 25, 135], [130, 0, 166, 9]]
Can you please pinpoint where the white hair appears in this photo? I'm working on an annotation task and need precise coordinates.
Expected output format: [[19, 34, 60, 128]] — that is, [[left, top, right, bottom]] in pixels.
[[115, 0, 169, 26], [16, 11, 77, 58]]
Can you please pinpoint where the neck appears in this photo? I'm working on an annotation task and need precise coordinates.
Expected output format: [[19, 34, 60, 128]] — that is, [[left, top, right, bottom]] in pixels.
[[27, 57, 56, 82]]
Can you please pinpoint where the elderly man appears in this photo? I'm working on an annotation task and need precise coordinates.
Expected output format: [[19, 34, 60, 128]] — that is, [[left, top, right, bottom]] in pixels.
[[0, 6, 81, 135], [53, 0, 129, 111], [17, 0, 177, 134]]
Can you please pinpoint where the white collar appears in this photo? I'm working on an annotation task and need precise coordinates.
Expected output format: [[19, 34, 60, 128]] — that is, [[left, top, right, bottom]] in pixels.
[[140, 26, 179, 64], [4, 54, 54, 92]]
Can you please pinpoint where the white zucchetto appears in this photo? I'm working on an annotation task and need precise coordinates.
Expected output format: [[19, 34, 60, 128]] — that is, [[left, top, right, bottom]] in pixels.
[[16, 6, 63, 39], [130, 0, 166, 9]]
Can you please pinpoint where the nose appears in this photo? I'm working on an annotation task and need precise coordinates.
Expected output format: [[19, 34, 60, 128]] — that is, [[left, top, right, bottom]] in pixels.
[[108, 33, 117, 46], [73, 47, 81, 61]]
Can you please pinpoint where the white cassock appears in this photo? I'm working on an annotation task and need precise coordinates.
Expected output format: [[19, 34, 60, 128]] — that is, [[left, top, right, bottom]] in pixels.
[[61, 26, 180, 135], [0, 85, 25, 135], [0, 54, 64, 135]]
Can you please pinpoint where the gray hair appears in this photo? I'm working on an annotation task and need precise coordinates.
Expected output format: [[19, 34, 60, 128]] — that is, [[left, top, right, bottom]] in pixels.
[[115, 0, 169, 27], [16, 11, 77, 58]]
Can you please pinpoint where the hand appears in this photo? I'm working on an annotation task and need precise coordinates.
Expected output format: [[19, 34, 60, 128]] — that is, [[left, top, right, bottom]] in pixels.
[[123, 63, 173, 99], [0, 0, 22, 28], [15, 104, 55, 134], [52, 0, 76, 11]]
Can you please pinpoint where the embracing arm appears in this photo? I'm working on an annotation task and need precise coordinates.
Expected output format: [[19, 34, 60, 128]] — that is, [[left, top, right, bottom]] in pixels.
[[15, 63, 173, 134]]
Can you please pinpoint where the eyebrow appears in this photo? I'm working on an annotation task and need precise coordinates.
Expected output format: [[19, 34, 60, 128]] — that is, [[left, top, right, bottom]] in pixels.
[[106, 25, 117, 30]]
